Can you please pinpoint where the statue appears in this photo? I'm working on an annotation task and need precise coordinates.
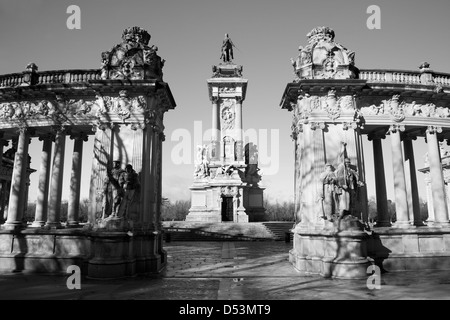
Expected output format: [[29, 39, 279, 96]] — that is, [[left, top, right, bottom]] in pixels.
[[193, 145, 210, 178], [122, 164, 140, 219], [220, 33, 235, 62], [104, 160, 126, 217], [335, 158, 363, 218], [319, 163, 338, 221]]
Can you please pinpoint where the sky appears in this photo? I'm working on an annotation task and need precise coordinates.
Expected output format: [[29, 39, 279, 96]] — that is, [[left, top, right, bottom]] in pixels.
[[0, 0, 449, 205]]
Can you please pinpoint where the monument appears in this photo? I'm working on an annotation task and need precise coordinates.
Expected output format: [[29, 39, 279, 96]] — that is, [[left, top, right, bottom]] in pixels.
[[0, 26, 176, 278], [186, 34, 265, 223], [282, 26, 450, 278]]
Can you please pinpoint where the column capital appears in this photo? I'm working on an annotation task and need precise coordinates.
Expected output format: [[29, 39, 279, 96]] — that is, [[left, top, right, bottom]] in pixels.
[[309, 122, 325, 131], [235, 96, 243, 103], [130, 122, 146, 131], [342, 121, 358, 131], [92, 121, 114, 132], [51, 125, 68, 135], [69, 132, 89, 142], [387, 124, 405, 134], [426, 125, 443, 135], [368, 131, 386, 141], [211, 96, 219, 103], [38, 133, 55, 142], [401, 132, 418, 142]]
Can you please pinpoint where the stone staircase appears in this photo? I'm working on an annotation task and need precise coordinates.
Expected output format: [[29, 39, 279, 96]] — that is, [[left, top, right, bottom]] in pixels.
[[261, 222, 294, 241], [162, 221, 294, 242]]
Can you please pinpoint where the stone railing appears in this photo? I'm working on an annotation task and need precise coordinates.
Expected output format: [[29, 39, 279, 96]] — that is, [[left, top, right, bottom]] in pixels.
[[0, 69, 101, 88], [359, 69, 450, 86]]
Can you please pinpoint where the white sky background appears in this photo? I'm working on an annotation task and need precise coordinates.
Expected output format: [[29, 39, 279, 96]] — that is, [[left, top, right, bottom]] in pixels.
[[0, 0, 449, 204]]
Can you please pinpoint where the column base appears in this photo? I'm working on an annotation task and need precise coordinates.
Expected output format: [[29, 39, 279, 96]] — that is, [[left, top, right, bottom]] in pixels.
[[413, 220, 426, 227], [30, 221, 46, 228], [66, 221, 82, 228], [432, 221, 450, 228], [45, 222, 63, 229], [375, 221, 392, 228], [392, 221, 412, 229], [2, 222, 25, 230]]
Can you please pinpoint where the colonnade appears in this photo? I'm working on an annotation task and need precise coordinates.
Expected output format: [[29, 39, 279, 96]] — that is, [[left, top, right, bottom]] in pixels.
[[369, 125, 450, 227], [1, 127, 89, 230]]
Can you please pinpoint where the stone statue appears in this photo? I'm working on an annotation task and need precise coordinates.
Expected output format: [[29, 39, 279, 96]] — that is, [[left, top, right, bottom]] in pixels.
[[105, 160, 126, 217], [335, 158, 363, 218], [122, 164, 140, 219], [220, 33, 234, 62], [319, 163, 338, 221], [193, 145, 210, 178]]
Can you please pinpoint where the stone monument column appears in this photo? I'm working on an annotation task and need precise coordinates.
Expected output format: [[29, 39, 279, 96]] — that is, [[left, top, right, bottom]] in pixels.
[[388, 124, 410, 227], [32, 134, 53, 227], [4, 128, 30, 229], [67, 133, 88, 227], [211, 96, 220, 161], [235, 96, 244, 161], [368, 133, 390, 227], [46, 126, 67, 228], [426, 126, 449, 226]]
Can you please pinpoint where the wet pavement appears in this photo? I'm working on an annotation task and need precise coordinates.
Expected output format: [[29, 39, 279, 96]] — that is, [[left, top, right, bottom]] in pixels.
[[0, 241, 449, 300]]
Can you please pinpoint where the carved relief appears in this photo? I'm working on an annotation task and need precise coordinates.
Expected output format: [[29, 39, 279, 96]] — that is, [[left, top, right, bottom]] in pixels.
[[101, 26, 164, 81], [324, 89, 340, 120], [359, 99, 450, 120], [291, 26, 357, 80], [221, 99, 235, 130]]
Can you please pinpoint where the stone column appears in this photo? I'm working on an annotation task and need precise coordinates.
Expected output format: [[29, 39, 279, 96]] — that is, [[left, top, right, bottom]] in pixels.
[[32, 135, 53, 227], [235, 97, 244, 161], [403, 136, 423, 226], [424, 175, 435, 224], [156, 132, 164, 229], [426, 126, 449, 226], [311, 122, 325, 225], [131, 124, 145, 224], [211, 96, 220, 160], [46, 126, 67, 228], [67, 133, 88, 227], [368, 133, 390, 227], [0, 134, 8, 224], [4, 128, 30, 229], [388, 124, 410, 227], [88, 123, 113, 223], [142, 124, 156, 227]]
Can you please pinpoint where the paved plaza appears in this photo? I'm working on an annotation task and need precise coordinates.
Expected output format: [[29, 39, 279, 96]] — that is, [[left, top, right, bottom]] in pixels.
[[0, 241, 449, 301]]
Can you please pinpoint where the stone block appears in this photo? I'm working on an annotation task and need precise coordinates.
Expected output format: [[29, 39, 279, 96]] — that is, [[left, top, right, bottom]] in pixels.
[[54, 236, 90, 256], [379, 236, 404, 254], [402, 234, 419, 253], [419, 236, 444, 252], [444, 234, 450, 252], [0, 234, 12, 253]]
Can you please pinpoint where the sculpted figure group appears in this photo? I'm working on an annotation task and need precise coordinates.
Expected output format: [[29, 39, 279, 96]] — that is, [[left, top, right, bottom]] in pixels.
[[319, 156, 364, 222], [102, 161, 140, 219]]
